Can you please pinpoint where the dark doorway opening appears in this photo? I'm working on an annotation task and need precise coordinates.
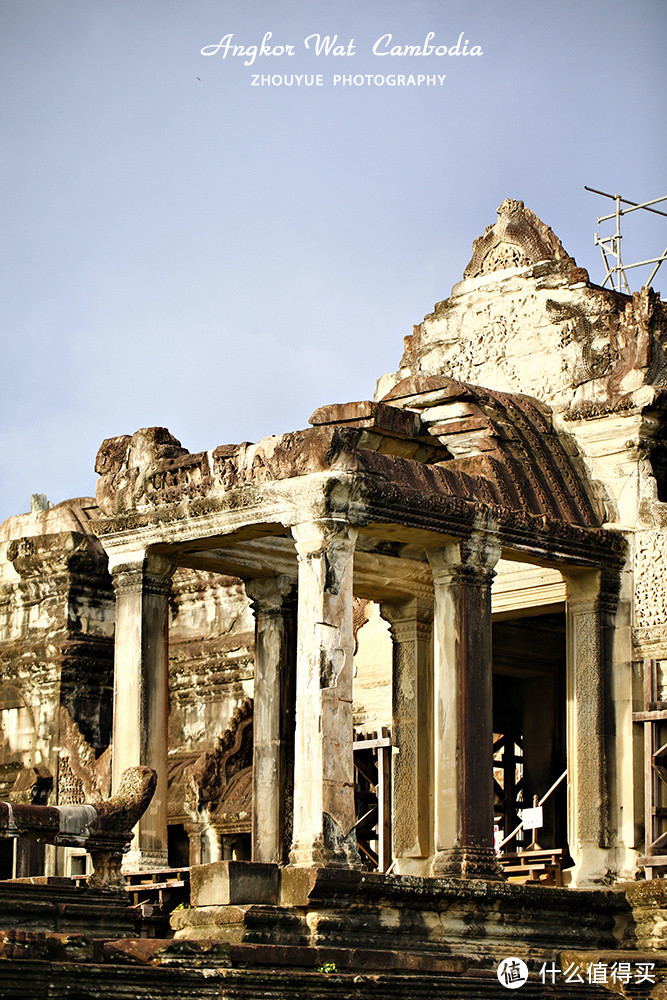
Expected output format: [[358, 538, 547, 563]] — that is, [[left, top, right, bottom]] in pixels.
[[167, 823, 190, 869], [492, 611, 567, 854]]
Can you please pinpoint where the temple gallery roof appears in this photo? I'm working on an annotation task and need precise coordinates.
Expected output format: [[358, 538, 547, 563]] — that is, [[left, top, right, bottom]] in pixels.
[[92, 375, 624, 574]]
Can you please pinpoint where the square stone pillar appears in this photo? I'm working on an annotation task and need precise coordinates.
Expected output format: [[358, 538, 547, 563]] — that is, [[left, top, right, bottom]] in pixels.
[[564, 569, 617, 885], [380, 598, 433, 875], [246, 575, 297, 865], [289, 519, 361, 868], [109, 551, 175, 871], [428, 531, 504, 880]]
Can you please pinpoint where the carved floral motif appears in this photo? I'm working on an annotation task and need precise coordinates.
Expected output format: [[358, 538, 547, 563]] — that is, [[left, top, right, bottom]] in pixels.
[[635, 531, 667, 628]]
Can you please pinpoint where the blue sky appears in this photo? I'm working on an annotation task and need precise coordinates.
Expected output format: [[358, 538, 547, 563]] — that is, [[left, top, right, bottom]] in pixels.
[[0, 0, 665, 523]]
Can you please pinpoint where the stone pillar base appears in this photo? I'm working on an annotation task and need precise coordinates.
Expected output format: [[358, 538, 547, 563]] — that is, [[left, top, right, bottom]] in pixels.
[[430, 846, 504, 881], [392, 857, 433, 877], [172, 869, 625, 962], [289, 826, 362, 870], [568, 845, 617, 887], [190, 861, 280, 906]]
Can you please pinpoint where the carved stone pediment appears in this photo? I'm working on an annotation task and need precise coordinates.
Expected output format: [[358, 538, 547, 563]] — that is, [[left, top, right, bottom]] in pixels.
[[174, 699, 254, 832], [463, 199, 584, 279]]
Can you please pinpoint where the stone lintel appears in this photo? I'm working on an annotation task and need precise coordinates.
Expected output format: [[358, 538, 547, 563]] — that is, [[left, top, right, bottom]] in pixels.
[[309, 400, 422, 435], [307, 401, 452, 460], [94, 465, 624, 577]]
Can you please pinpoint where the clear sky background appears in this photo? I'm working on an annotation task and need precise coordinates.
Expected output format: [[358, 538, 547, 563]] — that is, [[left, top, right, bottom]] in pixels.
[[1, 0, 665, 524]]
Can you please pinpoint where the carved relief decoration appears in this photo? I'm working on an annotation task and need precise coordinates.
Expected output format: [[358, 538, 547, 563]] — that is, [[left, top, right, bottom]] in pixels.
[[478, 242, 531, 274], [353, 598, 372, 654], [173, 699, 254, 833], [58, 706, 112, 805], [463, 199, 584, 280], [400, 223, 667, 421], [635, 531, 667, 629]]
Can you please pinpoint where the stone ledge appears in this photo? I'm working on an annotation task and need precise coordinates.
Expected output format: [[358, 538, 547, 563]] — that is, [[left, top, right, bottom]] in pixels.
[[622, 879, 667, 951], [0, 880, 136, 937], [227, 941, 469, 975], [173, 865, 629, 964], [1, 928, 662, 998]]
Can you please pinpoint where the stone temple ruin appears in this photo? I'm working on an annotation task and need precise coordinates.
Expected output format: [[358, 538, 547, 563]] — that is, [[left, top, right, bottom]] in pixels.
[[3, 198, 667, 993]]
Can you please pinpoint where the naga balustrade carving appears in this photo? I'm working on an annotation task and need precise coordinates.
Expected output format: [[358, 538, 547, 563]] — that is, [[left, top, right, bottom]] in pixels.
[[0, 766, 156, 890]]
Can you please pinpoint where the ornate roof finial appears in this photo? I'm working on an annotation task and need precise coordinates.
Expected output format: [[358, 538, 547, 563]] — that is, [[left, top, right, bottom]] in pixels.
[[463, 199, 580, 279]]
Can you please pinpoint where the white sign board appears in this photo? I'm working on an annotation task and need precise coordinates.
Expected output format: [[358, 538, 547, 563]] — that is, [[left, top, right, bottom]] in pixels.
[[522, 806, 543, 831]]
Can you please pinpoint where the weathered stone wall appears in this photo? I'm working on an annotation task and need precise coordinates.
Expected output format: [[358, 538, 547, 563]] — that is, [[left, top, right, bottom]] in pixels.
[[352, 602, 392, 732], [168, 570, 254, 752], [0, 500, 114, 807], [0, 509, 257, 767]]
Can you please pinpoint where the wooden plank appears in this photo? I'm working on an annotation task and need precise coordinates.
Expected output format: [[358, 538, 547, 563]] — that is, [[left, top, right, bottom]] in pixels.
[[500, 848, 564, 862], [353, 737, 392, 750], [124, 881, 185, 893], [353, 757, 377, 785], [650, 830, 667, 851]]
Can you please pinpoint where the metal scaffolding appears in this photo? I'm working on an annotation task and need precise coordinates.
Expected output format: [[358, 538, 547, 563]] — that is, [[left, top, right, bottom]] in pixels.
[[585, 186, 667, 293]]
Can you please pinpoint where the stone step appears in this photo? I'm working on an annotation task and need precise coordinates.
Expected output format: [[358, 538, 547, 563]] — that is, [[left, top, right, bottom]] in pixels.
[[0, 879, 136, 937], [0, 961, 615, 999], [2, 932, 664, 998]]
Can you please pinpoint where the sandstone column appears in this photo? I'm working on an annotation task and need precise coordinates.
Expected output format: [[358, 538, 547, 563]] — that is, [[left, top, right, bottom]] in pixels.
[[564, 570, 617, 885], [289, 519, 361, 868], [428, 530, 503, 880], [246, 575, 296, 865], [109, 551, 175, 871], [380, 598, 433, 875]]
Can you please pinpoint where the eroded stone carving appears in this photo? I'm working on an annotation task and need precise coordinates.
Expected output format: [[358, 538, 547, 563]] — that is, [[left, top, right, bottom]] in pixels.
[[463, 198, 582, 279], [58, 707, 112, 805], [385, 202, 667, 421], [635, 531, 667, 628], [183, 699, 254, 818], [0, 766, 156, 889]]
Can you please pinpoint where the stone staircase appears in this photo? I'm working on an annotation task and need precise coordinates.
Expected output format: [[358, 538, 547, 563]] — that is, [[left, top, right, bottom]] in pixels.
[[2, 871, 667, 997], [0, 933, 636, 999]]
